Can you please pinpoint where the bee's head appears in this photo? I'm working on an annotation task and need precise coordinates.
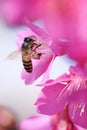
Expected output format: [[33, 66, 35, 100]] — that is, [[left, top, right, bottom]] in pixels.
[[24, 37, 35, 43], [22, 36, 36, 50]]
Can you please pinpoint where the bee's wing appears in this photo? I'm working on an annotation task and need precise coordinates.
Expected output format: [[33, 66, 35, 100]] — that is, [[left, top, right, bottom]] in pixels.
[[5, 50, 21, 60]]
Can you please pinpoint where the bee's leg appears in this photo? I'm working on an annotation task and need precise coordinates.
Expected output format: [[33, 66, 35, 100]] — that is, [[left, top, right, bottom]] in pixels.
[[37, 53, 42, 58], [32, 43, 42, 50], [36, 53, 42, 59], [32, 53, 42, 59], [36, 44, 42, 48]]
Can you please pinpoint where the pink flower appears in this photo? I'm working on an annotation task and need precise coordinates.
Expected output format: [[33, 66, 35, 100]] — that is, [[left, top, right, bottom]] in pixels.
[[17, 19, 55, 85], [19, 108, 76, 130], [35, 64, 87, 128], [43, 0, 87, 63], [0, 0, 45, 26]]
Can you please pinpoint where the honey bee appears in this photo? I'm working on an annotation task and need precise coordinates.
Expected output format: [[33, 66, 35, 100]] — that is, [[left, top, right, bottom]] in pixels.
[[6, 35, 42, 73], [21, 36, 42, 73]]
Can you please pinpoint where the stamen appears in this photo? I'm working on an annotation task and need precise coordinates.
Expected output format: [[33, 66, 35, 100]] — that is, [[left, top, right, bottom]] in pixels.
[[72, 102, 85, 119], [80, 104, 85, 116], [72, 103, 76, 120]]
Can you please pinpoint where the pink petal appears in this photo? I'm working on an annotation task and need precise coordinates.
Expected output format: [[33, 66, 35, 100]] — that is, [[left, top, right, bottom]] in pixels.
[[67, 41, 87, 63], [37, 54, 56, 86], [21, 49, 54, 85], [19, 115, 52, 130], [35, 83, 68, 115], [50, 39, 70, 56], [55, 73, 73, 83], [23, 18, 52, 46], [38, 73, 72, 86], [69, 65, 87, 80]]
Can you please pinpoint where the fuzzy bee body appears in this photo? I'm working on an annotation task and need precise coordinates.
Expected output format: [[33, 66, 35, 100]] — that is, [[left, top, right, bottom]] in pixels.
[[21, 36, 42, 73]]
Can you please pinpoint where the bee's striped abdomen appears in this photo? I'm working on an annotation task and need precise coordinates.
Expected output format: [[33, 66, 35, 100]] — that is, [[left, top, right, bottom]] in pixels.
[[22, 59, 33, 73]]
